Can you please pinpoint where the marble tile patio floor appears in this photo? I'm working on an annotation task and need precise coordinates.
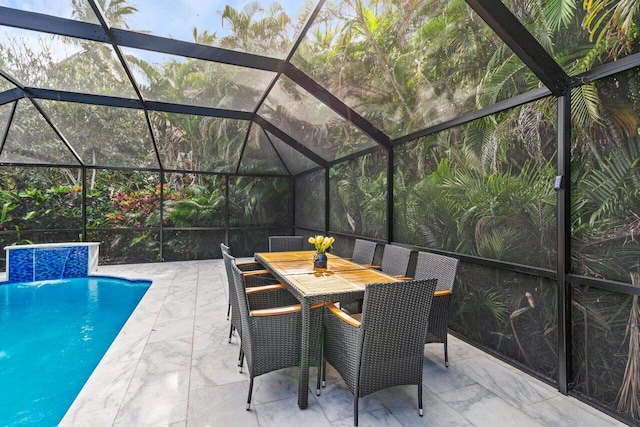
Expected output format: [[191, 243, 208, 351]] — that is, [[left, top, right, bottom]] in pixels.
[[59, 260, 627, 426]]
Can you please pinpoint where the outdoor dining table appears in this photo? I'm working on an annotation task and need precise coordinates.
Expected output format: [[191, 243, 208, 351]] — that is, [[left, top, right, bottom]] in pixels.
[[254, 250, 399, 409]]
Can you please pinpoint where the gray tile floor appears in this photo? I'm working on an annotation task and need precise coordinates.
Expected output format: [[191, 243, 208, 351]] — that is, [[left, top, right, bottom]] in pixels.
[[59, 260, 626, 426]]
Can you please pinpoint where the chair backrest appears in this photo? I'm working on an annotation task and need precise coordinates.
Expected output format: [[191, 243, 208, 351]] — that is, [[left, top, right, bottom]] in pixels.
[[351, 239, 377, 265], [269, 235, 304, 252], [220, 242, 231, 255], [358, 279, 437, 396], [379, 244, 412, 277], [222, 251, 243, 338], [229, 259, 254, 364], [414, 251, 459, 293]]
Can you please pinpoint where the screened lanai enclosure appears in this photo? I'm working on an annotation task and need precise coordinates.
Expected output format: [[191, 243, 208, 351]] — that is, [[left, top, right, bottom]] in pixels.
[[1, 0, 640, 423]]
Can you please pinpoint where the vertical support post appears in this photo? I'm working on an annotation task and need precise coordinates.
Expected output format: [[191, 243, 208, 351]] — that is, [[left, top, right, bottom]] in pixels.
[[291, 175, 296, 235], [386, 147, 394, 243], [557, 92, 572, 394], [225, 175, 230, 246], [81, 167, 87, 242], [159, 171, 164, 261], [325, 167, 330, 235]]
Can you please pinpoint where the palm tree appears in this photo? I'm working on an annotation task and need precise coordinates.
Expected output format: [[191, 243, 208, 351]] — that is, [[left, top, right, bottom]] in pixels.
[[71, 0, 138, 27], [219, 2, 294, 57]]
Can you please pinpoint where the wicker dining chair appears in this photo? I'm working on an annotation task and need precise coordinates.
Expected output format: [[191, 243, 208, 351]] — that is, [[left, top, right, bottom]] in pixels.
[[220, 243, 270, 321], [229, 260, 324, 410], [222, 251, 297, 348], [351, 238, 377, 266], [414, 251, 459, 367], [268, 235, 304, 252], [323, 279, 438, 426], [368, 244, 412, 279], [341, 242, 410, 314]]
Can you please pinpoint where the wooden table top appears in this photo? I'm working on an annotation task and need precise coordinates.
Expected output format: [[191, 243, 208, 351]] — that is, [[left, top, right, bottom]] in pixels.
[[265, 257, 364, 276], [284, 268, 399, 296], [255, 251, 398, 297], [255, 250, 339, 263]]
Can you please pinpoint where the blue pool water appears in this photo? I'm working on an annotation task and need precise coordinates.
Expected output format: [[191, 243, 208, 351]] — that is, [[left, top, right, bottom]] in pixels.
[[0, 276, 151, 426]]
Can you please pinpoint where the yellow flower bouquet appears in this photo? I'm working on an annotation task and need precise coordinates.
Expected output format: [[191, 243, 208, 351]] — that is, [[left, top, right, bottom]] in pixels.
[[308, 235, 335, 253], [308, 235, 334, 269]]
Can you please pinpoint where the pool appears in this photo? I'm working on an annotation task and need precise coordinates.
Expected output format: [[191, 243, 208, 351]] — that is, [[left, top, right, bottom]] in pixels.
[[0, 276, 151, 426]]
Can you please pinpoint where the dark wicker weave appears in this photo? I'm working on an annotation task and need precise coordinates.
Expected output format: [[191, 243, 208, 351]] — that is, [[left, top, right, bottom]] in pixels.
[[221, 243, 233, 320], [379, 244, 412, 277], [268, 235, 304, 252], [222, 251, 297, 345], [351, 239, 377, 265], [229, 261, 323, 410], [323, 279, 437, 426], [414, 251, 459, 367], [221, 243, 276, 321]]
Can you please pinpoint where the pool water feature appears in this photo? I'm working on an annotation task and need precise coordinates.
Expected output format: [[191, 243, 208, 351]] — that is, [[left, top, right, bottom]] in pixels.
[[5, 243, 100, 283], [0, 276, 151, 426]]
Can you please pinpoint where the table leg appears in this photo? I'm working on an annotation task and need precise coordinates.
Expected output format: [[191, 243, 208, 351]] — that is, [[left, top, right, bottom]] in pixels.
[[298, 299, 310, 409]]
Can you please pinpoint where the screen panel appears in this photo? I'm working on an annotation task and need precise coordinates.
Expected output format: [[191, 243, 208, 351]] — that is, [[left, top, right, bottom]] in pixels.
[[150, 111, 249, 173], [393, 99, 557, 269], [0, 26, 137, 98], [40, 101, 158, 169], [163, 229, 225, 261], [85, 169, 160, 229], [505, 0, 640, 77], [238, 125, 287, 175], [293, 0, 538, 138], [570, 283, 636, 422], [570, 68, 640, 284], [162, 172, 226, 228], [0, 166, 82, 231], [122, 47, 275, 112], [87, 229, 159, 264], [108, 0, 308, 59], [450, 261, 557, 380], [295, 169, 325, 231], [329, 151, 387, 240], [266, 129, 318, 175], [228, 176, 292, 227], [1, 99, 79, 165], [259, 75, 378, 162]]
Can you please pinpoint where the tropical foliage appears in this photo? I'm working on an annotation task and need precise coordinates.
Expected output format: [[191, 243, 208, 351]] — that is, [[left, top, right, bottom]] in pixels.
[[0, 0, 639, 421]]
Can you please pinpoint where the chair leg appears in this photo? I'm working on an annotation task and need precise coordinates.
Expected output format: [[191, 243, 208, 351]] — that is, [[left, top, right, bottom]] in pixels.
[[316, 340, 323, 395], [227, 301, 231, 320], [238, 348, 243, 366], [444, 336, 449, 367], [316, 363, 322, 396], [322, 354, 326, 387], [246, 377, 254, 410], [239, 350, 244, 372], [418, 384, 423, 416], [228, 324, 234, 343], [353, 396, 359, 426]]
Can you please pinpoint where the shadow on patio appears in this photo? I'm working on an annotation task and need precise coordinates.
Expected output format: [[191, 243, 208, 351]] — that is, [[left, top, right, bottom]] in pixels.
[[60, 260, 624, 427]]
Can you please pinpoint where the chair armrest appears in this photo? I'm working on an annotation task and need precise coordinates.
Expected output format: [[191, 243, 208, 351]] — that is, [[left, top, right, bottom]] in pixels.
[[251, 305, 301, 317], [251, 301, 324, 317], [245, 283, 285, 295], [242, 269, 270, 277], [236, 260, 261, 268], [394, 274, 413, 281], [325, 302, 361, 328], [364, 264, 381, 270], [434, 290, 452, 297]]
